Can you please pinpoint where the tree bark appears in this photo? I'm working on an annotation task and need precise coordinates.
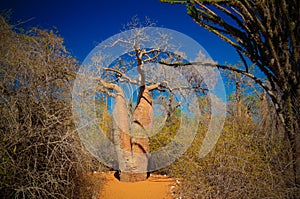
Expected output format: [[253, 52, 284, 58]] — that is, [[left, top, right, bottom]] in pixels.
[[120, 85, 153, 181], [111, 85, 132, 181], [115, 85, 154, 182], [283, 88, 300, 191]]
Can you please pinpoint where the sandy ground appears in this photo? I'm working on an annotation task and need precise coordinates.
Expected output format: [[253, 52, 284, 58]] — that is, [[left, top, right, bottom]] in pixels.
[[98, 172, 176, 199]]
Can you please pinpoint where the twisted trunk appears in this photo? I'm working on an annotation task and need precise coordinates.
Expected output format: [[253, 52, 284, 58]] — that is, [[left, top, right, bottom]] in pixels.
[[119, 85, 153, 182], [111, 85, 132, 181]]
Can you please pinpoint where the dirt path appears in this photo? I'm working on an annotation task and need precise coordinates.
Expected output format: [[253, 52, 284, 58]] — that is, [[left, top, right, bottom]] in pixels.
[[98, 172, 176, 199]]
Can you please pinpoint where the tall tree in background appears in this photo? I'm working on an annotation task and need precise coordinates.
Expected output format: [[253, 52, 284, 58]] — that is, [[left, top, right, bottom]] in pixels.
[[162, 0, 300, 190]]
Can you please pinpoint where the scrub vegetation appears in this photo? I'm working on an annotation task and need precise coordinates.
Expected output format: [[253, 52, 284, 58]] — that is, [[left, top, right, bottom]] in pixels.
[[1, 0, 299, 196]]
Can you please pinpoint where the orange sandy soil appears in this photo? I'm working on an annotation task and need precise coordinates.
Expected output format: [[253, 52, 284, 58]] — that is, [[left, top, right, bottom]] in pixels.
[[98, 172, 177, 199]]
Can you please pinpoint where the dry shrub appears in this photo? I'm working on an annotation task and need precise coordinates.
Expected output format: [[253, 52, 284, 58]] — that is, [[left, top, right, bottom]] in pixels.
[[0, 16, 103, 198], [149, 72, 296, 198], [168, 109, 294, 198], [74, 172, 105, 199]]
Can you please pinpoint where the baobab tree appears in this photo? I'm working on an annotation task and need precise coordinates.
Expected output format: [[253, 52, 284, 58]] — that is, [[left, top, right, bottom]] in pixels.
[[162, 0, 300, 191], [73, 22, 225, 182]]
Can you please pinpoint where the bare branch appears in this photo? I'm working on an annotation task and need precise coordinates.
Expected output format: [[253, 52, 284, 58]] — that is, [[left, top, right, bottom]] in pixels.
[[159, 61, 278, 104], [103, 67, 138, 85]]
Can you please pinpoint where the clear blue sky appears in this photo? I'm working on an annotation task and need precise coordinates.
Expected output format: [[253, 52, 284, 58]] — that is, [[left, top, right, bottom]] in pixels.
[[1, 0, 239, 64]]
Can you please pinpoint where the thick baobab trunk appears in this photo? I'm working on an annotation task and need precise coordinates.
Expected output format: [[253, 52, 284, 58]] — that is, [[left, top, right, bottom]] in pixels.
[[110, 81, 158, 182], [111, 85, 132, 181], [120, 85, 153, 182]]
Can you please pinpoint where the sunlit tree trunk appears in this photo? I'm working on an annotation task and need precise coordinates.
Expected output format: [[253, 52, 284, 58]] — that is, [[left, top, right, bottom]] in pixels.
[[101, 83, 131, 181], [117, 85, 154, 182], [111, 82, 156, 182], [131, 85, 153, 181]]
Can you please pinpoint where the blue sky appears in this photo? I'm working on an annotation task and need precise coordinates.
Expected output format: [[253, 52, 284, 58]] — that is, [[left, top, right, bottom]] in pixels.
[[1, 0, 240, 65]]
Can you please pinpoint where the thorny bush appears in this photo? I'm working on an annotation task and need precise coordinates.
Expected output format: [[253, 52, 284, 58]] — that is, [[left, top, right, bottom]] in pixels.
[[0, 17, 103, 199]]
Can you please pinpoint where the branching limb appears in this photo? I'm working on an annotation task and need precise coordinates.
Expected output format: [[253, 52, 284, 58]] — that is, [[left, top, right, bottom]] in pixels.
[[103, 68, 139, 85], [147, 82, 162, 91], [159, 60, 279, 107], [97, 79, 120, 97]]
